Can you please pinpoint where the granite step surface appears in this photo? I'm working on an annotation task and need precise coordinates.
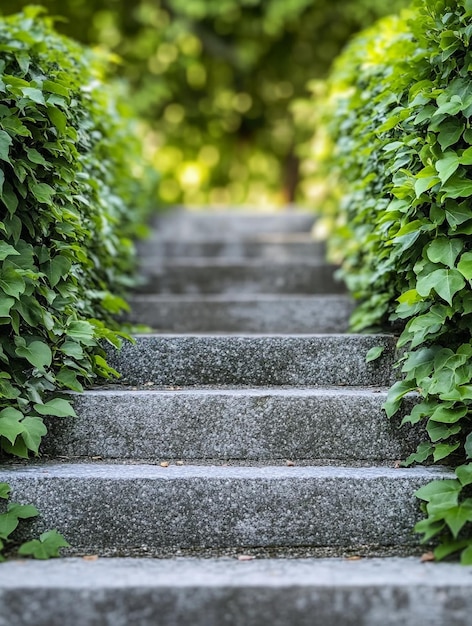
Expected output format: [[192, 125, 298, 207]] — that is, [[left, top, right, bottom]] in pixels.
[[0, 463, 450, 554], [136, 235, 325, 260], [137, 258, 344, 295], [42, 387, 420, 461], [152, 210, 315, 238], [0, 557, 469, 626], [106, 334, 397, 387], [127, 294, 354, 333]]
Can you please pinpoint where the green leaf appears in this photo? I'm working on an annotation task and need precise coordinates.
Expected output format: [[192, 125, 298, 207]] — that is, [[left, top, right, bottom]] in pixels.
[[426, 420, 461, 442], [415, 479, 461, 502], [445, 502, 472, 538], [365, 346, 384, 363], [416, 269, 465, 305], [383, 380, 417, 419], [0, 483, 10, 500], [0, 242, 19, 261], [0, 407, 25, 445], [29, 183, 55, 205], [33, 398, 76, 418], [0, 267, 25, 298], [15, 341, 52, 371], [433, 442, 461, 462], [435, 152, 460, 183], [67, 321, 96, 345], [18, 529, 70, 560], [456, 464, 472, 486], [0, 130, 12, 162], [457, 252, 472, 280], [20, 417, 47, 454], [461, 544, 472, 565], [21, 87, 46, 105], [437, 119, 465, 151], [429, 405, 468, 424], [426, 237, 463, 268]]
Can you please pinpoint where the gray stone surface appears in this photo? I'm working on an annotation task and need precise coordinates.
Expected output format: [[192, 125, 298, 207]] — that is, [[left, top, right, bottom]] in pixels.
[[137, 236, 325, 260], [42, 387, 421, 461], [137, 258, 344, 295], [127, 294, 354, 333], [153, 209, 316, 238], [106, 334, 397, 386], [0, 463, 450, 553], [0, 557, 470, 626]]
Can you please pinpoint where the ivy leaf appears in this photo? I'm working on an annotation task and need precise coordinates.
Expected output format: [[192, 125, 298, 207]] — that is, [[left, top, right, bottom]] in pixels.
[[0, 242, 19, 261], [457, 252, 472, 280], [415, 479, 461, 503], [365, 346, 384, 363], [0, 130, 12, 162], [433, 442, 461, 462], [18, 530, 70, 560], [15, 340, 52, 371], [435, 152, 460, 183], [0, 483, 10, 500], [437, 119, 465, 150], [33, 398, 76, 418], [20, 417, 48, 454], [456, 464, 472, 486], [426, 237, 463, 268], [429, 405, 468, 424], [0, 407, 25, 445], [416, 269, 465, 305], [29, 182, 55, 205], [461, 544, 472, 565]]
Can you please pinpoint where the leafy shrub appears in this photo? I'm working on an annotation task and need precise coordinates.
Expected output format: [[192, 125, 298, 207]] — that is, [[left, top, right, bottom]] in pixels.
[[312, 0, 472, 563], [0, 7, 155, 461], [2, 0, 410, 206]]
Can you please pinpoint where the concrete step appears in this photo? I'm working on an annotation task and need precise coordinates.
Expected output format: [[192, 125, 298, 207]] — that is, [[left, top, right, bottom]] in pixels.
[[127, 295, 354, 333], [137, 259, 343, 295], [136, 235, 325, 260], [1, 463, 450, 554], [153, 209, 315, 238], [106, 334, 397, 387], [42, 387, 421, 461], [0, 557, 469, 626]]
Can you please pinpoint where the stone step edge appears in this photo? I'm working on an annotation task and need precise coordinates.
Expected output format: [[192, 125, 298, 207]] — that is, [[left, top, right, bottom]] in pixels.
[[1, 557, 467, 626]]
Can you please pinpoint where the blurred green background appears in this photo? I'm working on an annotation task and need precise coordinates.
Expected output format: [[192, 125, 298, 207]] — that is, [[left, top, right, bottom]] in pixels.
[[1, 0, 410, 207]]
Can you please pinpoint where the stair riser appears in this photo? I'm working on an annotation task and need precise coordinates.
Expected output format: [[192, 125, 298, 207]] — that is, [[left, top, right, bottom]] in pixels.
[[2, 465, 446, 554], [42, 391, 421, 461], [153, 211, 315, 238], [137, 263, 344, 295], [137, 240, 325, 260], [128, 296, 353, 333], [107, 335, 397, 387], [1, 583, 468, 626]]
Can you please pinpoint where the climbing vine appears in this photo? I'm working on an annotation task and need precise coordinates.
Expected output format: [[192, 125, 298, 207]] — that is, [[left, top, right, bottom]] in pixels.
[[310, 0, 472, 563], [0, 8, 155, 556]]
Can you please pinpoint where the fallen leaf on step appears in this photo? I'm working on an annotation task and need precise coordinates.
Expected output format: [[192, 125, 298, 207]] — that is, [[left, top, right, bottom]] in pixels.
[[346, 556, 362, 561], [91, 456, 103, 461], [160, 461, 170, 468], [82, 555, 99, 561], [394, 460, 402, 469], [237, 555, 256, 561], [286, 460, 295, 467], [420, 552, 435, 563], [176, 460, 184, 466]]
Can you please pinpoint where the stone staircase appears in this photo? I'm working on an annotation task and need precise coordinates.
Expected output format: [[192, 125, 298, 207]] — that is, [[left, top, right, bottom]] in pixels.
[[0, 209, 468, 626]]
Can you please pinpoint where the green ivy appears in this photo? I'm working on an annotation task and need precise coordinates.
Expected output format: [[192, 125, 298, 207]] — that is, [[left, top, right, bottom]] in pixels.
[[312, 0, 472, 563], [0, 7, 155, 556]]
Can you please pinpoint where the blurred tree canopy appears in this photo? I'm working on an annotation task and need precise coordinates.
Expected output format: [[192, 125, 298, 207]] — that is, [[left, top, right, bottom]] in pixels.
[[0, 0, 410, 206]]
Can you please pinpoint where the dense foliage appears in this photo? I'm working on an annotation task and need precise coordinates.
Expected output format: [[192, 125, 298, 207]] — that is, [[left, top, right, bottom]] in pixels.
[[0, 7, 154, 466], [1, 0, 409, 206], [312, 0, 472, 563]]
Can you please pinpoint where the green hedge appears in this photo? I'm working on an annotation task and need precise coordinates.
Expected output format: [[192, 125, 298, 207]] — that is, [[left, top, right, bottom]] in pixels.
[[1, 0, 410, 206], [315, 0, 472, 563], [0, 8, 155, 459]]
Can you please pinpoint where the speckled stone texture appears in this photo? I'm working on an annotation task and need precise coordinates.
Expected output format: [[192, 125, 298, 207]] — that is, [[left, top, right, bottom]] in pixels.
[[0, 463, 451, 553], [42, 387, 421, 461], [137, 259, 344, 295], [153, 210, 316, 238], [0, 557, 471, 626], [127, 294, 354, 333], [106, 334, 397, 387], [137, 236, 325, 260]]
